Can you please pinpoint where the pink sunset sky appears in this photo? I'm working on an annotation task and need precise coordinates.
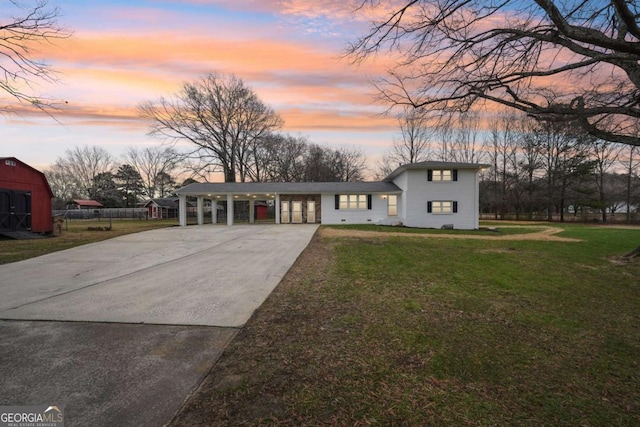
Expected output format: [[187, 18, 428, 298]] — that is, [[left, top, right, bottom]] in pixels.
[[1, 0, 401, 175]]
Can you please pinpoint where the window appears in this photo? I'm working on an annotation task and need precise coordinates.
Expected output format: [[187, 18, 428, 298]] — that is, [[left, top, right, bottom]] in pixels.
[[427, 201, 458, 214], [428, 169, 458, 182], [387, 195, 397, 216], [335, 194, 371, 210]]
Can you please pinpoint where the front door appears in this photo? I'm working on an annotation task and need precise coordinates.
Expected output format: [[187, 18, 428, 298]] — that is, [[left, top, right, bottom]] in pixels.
[[281, 201, 290, 223], [292, 201, 303, 223], [307, 201, 316, 223]]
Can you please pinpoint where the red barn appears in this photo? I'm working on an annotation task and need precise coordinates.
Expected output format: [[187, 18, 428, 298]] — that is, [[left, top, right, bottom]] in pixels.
[[0, 157, 53, 234]]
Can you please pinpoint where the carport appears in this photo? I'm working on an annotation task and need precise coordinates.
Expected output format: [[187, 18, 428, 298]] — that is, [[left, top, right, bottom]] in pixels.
[[176, 182, 328, 226], [185, 192, 280, 226], [175, 181, 401, 227]]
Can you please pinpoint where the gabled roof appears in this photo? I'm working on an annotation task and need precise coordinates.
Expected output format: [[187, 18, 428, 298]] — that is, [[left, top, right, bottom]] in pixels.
[[0, 157, 54, 198], [143, 198, 179, 208], [175, 181, 402, 196], [70, 199, 103, 207], [383, 160, 490, 182]]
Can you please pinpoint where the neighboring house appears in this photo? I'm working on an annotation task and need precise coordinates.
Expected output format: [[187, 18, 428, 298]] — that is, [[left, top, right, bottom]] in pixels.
[[0, 157, 54, 233], [143, 198, 180, 219], [175, 161, 488, 229], [67, 199, 104, 209]]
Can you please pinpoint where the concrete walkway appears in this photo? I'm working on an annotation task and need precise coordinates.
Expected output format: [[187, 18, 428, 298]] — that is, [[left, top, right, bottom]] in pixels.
[[0, 224, 318, 426]]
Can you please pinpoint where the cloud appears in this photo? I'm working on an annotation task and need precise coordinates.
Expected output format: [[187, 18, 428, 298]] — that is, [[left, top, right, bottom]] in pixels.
[[2, 0, 403, 170], [21, 22, 394, 132]]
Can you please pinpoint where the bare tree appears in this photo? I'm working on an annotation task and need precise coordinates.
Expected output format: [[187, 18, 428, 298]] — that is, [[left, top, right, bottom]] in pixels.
[[51, 146, 116, 199], [487, 111, 521, 218], [332, 146, 368, 182], [531, 122, 592, 221], [589, 139, 623, 222], [139, 73, 283, 183], [389, 106, 433, 164], [44, 163, 78, 208], [125, 146, 183, 199], [348, 1, 640, 147], [619, 144, 640, 223], [373, 155, 398, 181], [436, 111, 486, 163], [1, 0, 71, 111], [518, 119, 545, 219], [250, 133, 307, 182]]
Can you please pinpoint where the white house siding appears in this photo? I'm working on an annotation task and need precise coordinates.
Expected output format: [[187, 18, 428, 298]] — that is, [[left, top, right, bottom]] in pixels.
[[320, 193, 391, 225], [396, 168, 479, 229]]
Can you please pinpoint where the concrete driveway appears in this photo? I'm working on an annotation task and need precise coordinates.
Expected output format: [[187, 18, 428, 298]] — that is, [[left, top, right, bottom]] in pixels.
[[0, 224, 318, 426]]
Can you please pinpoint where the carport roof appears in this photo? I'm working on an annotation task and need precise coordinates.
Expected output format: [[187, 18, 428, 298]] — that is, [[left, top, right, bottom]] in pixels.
[[175, 181, 402, 196]]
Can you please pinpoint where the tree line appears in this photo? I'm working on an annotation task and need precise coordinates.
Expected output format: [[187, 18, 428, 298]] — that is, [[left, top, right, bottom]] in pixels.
[[379, 108, 640, 223], [45, 137, 367, 209]]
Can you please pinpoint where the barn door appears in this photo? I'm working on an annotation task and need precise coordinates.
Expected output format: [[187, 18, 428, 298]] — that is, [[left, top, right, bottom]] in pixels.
[[12, 191, 31, 230], [0, 189, 11, 231], [0, 189, 31, 231]]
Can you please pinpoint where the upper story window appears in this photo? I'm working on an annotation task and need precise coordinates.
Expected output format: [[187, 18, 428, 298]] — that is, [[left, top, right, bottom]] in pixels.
[[428, 200, 458, 214], [428, 169, 458, 182]]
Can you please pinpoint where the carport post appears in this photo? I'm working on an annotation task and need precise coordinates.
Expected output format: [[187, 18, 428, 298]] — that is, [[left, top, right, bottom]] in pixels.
[[249, 199, 255, 224], [227, 194, 234, 225], [197, 196, 204, 225], [275, 193, 280, 224], [211, 200, 217, 224], [178, 195, 187, 226]]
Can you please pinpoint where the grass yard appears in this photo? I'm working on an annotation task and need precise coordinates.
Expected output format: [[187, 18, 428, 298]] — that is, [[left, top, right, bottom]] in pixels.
[[172, 223, 640, 426], [0, 219, 178, 265]]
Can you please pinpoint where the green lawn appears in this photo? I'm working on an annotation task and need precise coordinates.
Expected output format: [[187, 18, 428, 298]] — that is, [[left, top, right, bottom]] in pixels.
[[172, 223, 640, 426], [0, 219, 178, 265]]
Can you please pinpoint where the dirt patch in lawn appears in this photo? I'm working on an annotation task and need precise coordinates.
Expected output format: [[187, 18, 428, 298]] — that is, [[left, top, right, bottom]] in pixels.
[[319, 225, 581, 242]]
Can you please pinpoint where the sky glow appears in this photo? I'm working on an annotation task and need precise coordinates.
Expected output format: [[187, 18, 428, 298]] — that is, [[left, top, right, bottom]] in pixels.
[[1, 0, 396, 174]]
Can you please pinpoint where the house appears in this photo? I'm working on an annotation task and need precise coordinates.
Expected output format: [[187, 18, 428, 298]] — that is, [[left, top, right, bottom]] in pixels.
[[67, 199, 104, 209], [174, 161, 489, 229], [143, 198, 180, 219], [0, 157, 54, 234]]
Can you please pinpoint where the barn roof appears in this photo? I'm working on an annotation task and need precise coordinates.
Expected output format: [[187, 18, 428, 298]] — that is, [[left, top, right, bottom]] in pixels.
[[0, 157, 53, 198]]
